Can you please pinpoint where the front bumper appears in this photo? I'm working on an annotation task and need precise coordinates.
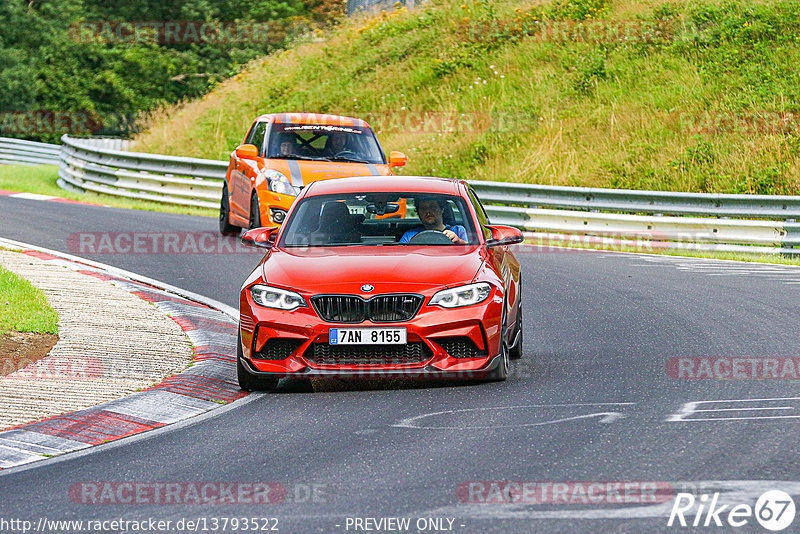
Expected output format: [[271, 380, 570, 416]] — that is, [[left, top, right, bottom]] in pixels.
[[239, 286, 504, 379], [255, 189, 294, 227], [238, 350, 506, 380]]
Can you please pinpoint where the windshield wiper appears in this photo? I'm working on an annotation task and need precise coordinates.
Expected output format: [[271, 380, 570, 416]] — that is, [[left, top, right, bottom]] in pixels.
[[329, 156, 370, 163], [270, 154, 332, 162]]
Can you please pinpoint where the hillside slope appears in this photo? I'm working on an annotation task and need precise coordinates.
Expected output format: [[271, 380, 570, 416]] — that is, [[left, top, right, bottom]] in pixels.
[[133, 0, 800, 194]]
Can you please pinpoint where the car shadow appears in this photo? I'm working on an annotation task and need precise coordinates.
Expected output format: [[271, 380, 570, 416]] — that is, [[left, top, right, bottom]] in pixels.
[[273, 376, 489, 393]]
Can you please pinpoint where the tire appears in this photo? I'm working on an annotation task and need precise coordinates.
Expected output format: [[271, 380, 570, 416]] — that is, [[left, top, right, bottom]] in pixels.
[[236, 332, 279, 392], [487, 303, 510, 381], [219, 184, 240, 236], [249, 194, 262, 229]]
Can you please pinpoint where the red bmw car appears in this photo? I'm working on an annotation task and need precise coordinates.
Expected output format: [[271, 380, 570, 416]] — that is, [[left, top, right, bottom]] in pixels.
[[236, 175, 523, 391]]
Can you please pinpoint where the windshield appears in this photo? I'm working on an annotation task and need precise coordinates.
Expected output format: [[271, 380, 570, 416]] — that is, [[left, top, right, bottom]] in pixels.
[[266, 123, 385, 164], [279, 192, 478, 247]]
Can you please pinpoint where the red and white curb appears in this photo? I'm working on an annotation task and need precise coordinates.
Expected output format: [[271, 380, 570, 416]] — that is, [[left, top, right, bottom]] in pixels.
[[0, 189, 103, 206], [0, 239, 244, 469]]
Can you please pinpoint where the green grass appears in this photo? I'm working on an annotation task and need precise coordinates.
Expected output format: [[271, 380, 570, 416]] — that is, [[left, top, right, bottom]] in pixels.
[[132, 0, 800, 195], [0, 264, 59, 334], [0, 164, 217, 217]]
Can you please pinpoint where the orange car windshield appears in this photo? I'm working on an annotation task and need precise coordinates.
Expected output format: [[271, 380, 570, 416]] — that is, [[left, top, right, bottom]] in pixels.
[[267, 124, 385, 165], [280, 193, 479, 247]]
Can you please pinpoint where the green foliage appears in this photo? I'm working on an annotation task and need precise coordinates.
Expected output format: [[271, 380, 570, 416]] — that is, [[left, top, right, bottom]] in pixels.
[[549, 0, 611, 21], [0, 0, 344, 142], [0, 265, 58, 335]]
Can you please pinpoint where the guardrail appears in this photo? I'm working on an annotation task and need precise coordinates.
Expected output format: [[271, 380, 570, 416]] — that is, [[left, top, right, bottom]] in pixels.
[[58, 135, 226, 209], [470, 181, 800, 253], [3, 134, 799, 254], [0, 137, 61, 166]]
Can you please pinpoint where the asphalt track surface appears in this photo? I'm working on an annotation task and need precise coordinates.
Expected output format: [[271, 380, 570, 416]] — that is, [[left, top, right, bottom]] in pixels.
[[1, 195, 800, 533]]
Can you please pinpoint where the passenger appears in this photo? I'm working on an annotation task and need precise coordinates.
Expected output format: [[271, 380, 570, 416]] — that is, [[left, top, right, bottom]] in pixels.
[[311, 201, 361, 244]]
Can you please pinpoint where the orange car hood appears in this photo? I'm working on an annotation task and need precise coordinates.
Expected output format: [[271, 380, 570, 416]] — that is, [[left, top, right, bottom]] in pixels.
[[264, 158, 392, 186], [261, 246, 485, 293]]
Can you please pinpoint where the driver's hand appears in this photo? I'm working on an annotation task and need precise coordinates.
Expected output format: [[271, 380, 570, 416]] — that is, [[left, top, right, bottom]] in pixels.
[[443, 229, 466, 244]]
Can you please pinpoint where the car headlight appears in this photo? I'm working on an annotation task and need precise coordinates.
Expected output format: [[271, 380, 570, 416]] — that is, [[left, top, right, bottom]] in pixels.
[[250, 284, 306, 310], [429, 282, 492, 308], [263, 170, 298, 196]]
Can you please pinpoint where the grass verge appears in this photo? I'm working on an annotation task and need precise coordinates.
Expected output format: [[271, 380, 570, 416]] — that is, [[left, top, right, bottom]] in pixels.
[[0, 164, 217, 217], [133, 0, 800, 196], [0, 264, 58, 334]]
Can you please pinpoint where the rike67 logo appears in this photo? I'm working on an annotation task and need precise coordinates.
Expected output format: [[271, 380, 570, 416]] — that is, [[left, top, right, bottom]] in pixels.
[[668, 490, 796, 531]]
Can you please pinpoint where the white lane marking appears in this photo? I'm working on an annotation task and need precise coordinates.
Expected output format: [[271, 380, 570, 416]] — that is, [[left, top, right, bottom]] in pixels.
[[420, 481, 800, 520], [668, 397, 800, 422], [692, 407, 795, 412], [393, 403, 634, 430], [632, 256, 800, 286], [9, 193, 57, 200]]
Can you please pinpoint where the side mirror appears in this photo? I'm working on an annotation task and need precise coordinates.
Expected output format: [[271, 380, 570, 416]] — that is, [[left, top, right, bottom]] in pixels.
[[388, 151, 407, 167], [241, 227, 278, 248], [485, 225, 523, 248], [235, 144, 259, 160]]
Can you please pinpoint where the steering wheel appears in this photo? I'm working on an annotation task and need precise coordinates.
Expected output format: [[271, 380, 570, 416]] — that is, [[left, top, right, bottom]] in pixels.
[[333, 149, 359, 158], [407, 229, 454, 245]]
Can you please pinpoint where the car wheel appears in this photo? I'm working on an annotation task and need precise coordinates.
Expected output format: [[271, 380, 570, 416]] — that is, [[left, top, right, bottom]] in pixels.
[[236, 332, 279, 392], [249, 194, 262, 229], [487, 303, 510, 381], [219, 184, 240, 236]]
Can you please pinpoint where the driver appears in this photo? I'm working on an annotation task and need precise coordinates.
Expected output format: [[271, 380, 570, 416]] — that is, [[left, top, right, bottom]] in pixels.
[[324, 133, 350, 156], [399, 197, 468, 244]]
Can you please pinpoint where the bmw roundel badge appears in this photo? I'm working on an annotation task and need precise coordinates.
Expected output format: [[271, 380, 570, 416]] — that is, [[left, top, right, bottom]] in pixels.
[[361, 284, 374, 292]]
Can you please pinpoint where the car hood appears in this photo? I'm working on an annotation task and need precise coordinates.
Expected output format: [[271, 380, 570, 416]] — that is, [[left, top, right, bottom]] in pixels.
[[264, 159, 392, 185], [261, 246, 485, 294]]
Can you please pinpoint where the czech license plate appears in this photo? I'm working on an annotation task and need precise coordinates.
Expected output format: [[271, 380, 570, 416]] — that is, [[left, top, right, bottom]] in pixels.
[[329, 327, 407, 345]]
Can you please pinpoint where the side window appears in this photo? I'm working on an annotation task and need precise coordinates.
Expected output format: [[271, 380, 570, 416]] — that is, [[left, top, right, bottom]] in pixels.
[[248, 122, 268, 155], [468, 188, 492, 240], [243, 123, 257, 145]]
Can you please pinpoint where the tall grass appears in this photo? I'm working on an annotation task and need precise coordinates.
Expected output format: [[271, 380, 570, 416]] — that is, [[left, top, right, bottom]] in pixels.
[[133, 0, 800, 194], [0, 265, 58, 334]]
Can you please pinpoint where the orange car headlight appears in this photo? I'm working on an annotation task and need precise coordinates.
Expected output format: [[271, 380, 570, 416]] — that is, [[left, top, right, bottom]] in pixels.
[[262, 169, 298, 196]]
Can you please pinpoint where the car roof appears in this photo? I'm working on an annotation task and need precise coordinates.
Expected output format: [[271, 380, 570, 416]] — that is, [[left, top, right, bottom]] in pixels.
[[303, 175, 466, 196], [253, 113, 371, 128]]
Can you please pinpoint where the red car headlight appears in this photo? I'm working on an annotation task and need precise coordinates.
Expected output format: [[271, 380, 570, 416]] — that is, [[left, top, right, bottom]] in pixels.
[[429, 282, 492, 308], [250, 284, 307, 310]]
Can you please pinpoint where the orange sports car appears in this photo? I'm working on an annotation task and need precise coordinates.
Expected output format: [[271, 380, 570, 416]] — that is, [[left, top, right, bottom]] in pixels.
[[219, 113, 407, 234]]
